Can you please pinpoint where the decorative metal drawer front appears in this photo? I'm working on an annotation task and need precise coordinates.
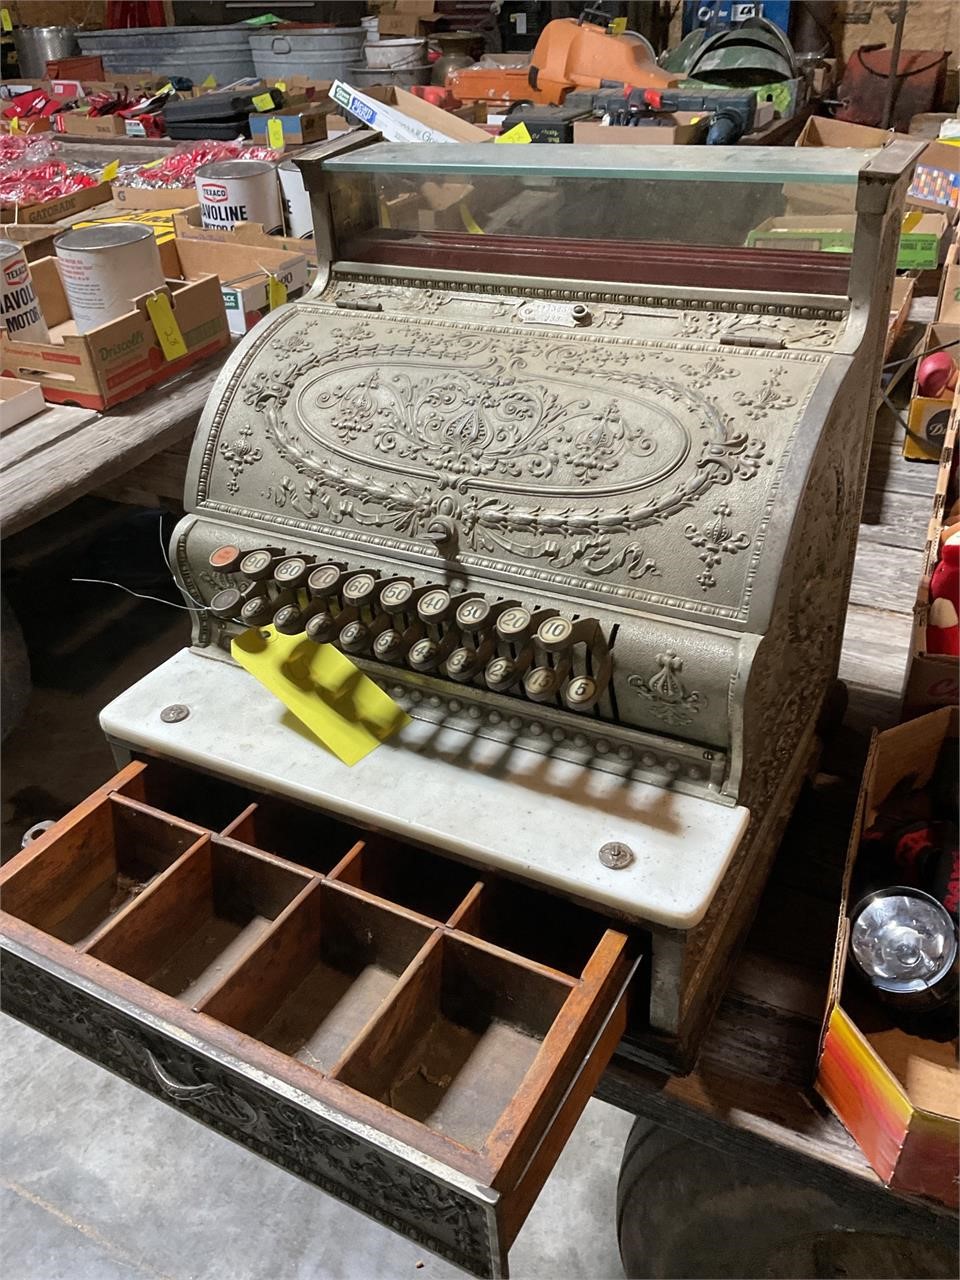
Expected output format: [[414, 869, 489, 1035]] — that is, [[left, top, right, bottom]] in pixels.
[[1, 947, 502, 1277]]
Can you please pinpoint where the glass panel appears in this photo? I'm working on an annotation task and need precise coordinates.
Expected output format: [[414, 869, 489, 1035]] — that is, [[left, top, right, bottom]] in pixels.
[[325, 143, 873, 184]]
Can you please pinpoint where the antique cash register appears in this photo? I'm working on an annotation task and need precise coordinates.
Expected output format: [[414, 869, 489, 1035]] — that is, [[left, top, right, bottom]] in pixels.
[[0, 141, 920, 1276]]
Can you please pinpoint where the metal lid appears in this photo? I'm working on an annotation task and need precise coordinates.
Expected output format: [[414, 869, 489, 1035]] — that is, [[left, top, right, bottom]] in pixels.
[[54, 223, 154, 252], [0, 239, 25, 262], [850, 886, 958, 995], [195, 160, 275, 181]]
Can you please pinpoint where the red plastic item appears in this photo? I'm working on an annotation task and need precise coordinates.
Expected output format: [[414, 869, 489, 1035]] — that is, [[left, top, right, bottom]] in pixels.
[[917, 350, 959, 399]]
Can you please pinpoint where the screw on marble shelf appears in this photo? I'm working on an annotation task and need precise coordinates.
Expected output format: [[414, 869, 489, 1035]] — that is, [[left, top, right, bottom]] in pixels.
[[598, 842, 634, 870], [160, 704, 190, 724]]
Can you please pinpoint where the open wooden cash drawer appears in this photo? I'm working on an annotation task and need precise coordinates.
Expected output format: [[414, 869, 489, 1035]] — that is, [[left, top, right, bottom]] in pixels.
[[0, 759, 636, 1278]]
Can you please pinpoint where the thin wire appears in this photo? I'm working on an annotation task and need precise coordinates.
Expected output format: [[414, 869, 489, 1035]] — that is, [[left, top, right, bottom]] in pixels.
[[71, 577, 199, 611], [157, 512, 207, 610]]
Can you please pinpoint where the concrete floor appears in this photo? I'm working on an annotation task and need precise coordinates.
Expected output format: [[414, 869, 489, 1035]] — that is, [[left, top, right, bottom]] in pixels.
[[1, 502, 635, 1280]]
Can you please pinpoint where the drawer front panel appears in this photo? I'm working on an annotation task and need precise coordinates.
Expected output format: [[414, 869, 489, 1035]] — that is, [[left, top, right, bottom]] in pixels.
[[1, 947, 502, 1278]]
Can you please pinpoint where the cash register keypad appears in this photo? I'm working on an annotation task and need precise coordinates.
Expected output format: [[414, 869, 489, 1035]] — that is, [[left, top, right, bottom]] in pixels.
[[208, 545, 612, 715]]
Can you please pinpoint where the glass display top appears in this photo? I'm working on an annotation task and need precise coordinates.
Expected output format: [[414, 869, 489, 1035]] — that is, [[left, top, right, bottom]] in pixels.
[[324, 143, 883, 184]]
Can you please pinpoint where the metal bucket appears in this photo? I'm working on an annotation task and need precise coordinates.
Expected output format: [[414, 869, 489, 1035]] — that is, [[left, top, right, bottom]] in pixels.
[[248, 26, 364, 80], [13, 25, 78, 78], [0, 240, 49, 343], [76, 25, 254, 82], [364, 37, 426, 70], [195, 160, 282, 234], [54, 224, 165, 335], [278, 161, 313, 239], [342, 64, 431, 89]]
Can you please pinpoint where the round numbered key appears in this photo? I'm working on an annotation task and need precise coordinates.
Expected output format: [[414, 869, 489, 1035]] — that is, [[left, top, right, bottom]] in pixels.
[[454, 597, 491, 632], [209, 587, 242, 619], [380, 580, 414, 612], [239, 549, 275, 581], [445, 645, 481, 681], [372, 628, 404, 662], [240, 595, 273, 626], [524, 665, 560, 702], [273, 556, 310, 588], [338, 620, 370, 654], [342, 572, 378, 607], [485, 656, 519, 690], [305, 611, 337, 643], [307, 565, 343, 599], [536, 616, 574, 651], [495, 606, 532, 641], [208, 544, 242, 573], [273, 604, 304, 635], [408, 637, 440, 671], [563, 675, 599, 711], [417, 588, 452, 622]]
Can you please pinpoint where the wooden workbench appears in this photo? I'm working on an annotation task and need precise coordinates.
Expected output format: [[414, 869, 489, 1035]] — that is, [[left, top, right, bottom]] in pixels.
[[0, 353, 224, 539]]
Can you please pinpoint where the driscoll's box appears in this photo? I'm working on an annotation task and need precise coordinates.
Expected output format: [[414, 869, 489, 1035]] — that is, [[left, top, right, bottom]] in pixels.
[[0, 246, 229, 410]]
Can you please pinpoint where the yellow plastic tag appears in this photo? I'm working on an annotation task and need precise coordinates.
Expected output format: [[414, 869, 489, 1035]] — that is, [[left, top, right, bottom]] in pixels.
[[610, 16, 627, 34], [459, 202, 484, 235], [252, 91, 274, 111], [232, 627, 409, 767], [141, 156, 165, 169], [275, 80, 287, 92], [266, 116, 285, 150], [496, 121, 531, 144], [100, 159, 119, 183], [159, 81, 173, 94], [901, 209, 923, 232], [0, 8, 12, 32], [9, 115, 18, 133], [146, 292, 188, 361], [267, 274, 287, 310], [202, 74, 216, 88]]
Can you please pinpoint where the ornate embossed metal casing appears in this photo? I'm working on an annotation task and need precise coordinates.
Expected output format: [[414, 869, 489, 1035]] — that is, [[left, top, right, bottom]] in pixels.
[[100, 140, 922, 1064]]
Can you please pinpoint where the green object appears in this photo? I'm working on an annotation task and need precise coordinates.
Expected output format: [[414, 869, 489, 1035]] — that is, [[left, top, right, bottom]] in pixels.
[[243, 13, 284, 26], [746, 220, 940, 270]]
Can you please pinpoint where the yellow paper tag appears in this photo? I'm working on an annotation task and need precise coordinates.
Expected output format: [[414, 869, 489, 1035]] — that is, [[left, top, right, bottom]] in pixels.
[[159, 82, 173, 94], [146, 292, 188, 361], [901, 209, 923, 232], [202, 74, 217, 88], [9, 115, 18, 133], [610, 16, 627, 34], [232, 627, 409, 767], [100, 159, 119, 183], [141, 156, 165, 169], [496, 121, 531, 144], [252, 92, 274, 111], [0, 8, 12, 32], [459, 202, 484, 235], [275, 80, 287, 92], [267, 274, 287, 310], [266, 116, 285, 150]]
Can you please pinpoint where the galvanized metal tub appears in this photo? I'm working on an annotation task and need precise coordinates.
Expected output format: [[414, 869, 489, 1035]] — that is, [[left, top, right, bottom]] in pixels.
[[76, 25, 254, 82], [248, 26, 364, 80]]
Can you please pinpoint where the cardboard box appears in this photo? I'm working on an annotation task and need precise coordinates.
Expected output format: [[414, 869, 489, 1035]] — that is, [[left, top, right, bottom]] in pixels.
[[794, 115, 912, 150], [0, 181, 112, 226], [0, 250, 230, 411], [329, 81, 490, 143], [167, 237, 310, 336], [573, 113, 709, 145], [0, 377, 46, 429], [903, 321, 958, 461], [817, 707, 959, 1210], [0, 224, 58, 262], [53, 108, 127, 138], [173, 206, 318, 265], [746, 213, 947, 272], [903, 393, 959, 716], [886, 275, 915, 358], [908, 140, 960, 216], [250, 106, 328, 148], [111, 183, 199, 211]]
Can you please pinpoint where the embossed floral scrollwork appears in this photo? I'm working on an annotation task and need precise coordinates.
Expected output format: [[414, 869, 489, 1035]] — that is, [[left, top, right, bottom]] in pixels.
[[629, 651, 702, 725], [219, 425, 262, 494], [684, 501, 751, 591]]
